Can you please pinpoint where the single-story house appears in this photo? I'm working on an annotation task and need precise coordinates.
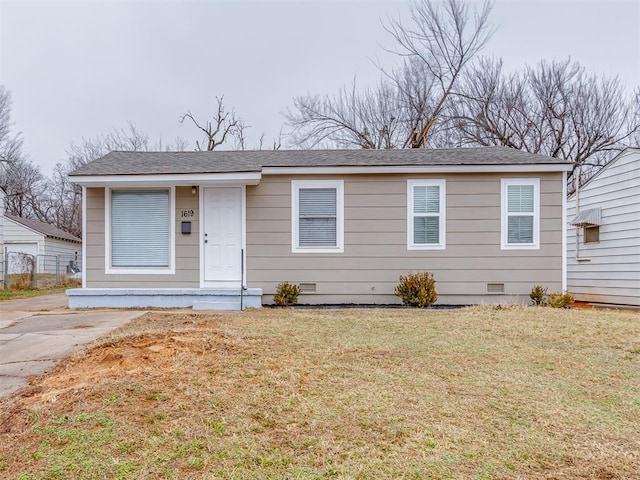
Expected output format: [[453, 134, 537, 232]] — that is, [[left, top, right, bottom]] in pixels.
[[66, 147, 572, 309], [567, 148, 640, 306], [4, 214, 82, 275]]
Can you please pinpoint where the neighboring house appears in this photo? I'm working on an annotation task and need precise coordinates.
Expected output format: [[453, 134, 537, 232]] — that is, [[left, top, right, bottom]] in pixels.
[[67, 147, 572, 309], [0, 187, 5, 282], [567, 148, 640, 306], [4, 214, 82, 275], [0, 186, 5, 255]]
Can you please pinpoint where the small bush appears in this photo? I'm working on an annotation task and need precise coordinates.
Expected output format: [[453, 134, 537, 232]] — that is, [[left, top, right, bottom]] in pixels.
[[10, 274, 33, 290], [273, 282, 301, 306], [529, 285, 548, 306], [549, 291, 575, 308], [395, 272, 438, 308]]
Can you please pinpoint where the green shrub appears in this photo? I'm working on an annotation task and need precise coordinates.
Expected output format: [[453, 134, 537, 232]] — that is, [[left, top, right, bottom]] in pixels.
[[273, 282, 301, 306], [529, 285, 548, 306], [549, 291, 575, 308], [395, 272, 438, 308]]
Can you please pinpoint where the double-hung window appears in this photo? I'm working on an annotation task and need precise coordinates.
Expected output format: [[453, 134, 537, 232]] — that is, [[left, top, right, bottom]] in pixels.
[[106, 188, 175, 274], [292, 180, 344, 253], [501, 178, 539, 249], [407, 179, 446, 249]]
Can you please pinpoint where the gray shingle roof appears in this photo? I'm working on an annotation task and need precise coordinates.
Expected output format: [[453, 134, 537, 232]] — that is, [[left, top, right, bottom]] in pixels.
[[6, 214, 82, 243], [69, 146, 571, 176]]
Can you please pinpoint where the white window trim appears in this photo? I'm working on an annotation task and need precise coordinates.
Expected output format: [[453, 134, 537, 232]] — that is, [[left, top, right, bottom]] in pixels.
[[407, 179, 446, 250], [105, 186, 176, 274], [501, 178, 540, 250], [291, 180, 344, 253]]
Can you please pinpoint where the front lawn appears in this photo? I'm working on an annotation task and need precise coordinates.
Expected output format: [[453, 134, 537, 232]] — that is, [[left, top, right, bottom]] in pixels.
[[0, 306, 638, 479]]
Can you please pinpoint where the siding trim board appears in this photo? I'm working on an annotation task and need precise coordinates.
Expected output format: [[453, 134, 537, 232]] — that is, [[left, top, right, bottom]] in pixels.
[[82, 186, 87, 288]]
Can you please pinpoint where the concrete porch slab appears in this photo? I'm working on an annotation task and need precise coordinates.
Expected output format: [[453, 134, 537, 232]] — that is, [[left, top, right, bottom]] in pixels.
[[67, 287, 263, 310]]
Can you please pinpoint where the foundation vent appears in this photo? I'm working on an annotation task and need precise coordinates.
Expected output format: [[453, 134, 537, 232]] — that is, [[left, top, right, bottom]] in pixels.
[[487, 283, 505, 294], [299, 283, 317, 293]]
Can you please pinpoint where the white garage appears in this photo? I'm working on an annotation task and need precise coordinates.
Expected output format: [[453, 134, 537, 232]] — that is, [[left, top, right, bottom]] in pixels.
[[3, 214, 82, 275], [6, 242, 39, 273]]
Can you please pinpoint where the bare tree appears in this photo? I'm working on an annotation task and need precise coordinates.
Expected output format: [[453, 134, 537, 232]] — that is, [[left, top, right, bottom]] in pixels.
[[287, 78, 406, 149], [384, 0, 494, 147], [286, 0, 494, 149], [449, 57, 640, 185], [0, 156, 47, 219], [180, 96, 242, 151], [0, 86, 24, 165], [65, 121, 186, 170], [41, 162, 83, 237], [0, 86, 46, 220], [51, 123, 188, 236]]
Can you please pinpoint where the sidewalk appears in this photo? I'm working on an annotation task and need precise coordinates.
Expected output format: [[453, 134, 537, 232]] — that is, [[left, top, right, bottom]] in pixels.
[[0, 293, 144, 398]]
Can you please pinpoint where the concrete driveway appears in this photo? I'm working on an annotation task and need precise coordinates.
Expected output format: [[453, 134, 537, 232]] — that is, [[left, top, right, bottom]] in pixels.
[[0, 293, 144, 398]]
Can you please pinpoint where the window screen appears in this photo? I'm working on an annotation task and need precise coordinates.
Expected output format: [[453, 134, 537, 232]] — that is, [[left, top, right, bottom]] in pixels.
[[413, 185, 440, 244], [298, 188, 337, 247], [506, 184, 534, 244], [111, 190, 169, 267]]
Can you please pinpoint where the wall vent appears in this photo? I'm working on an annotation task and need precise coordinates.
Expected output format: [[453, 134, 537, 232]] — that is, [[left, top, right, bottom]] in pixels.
[[487, 283, 505, 294], [299, 283, 317, 293]]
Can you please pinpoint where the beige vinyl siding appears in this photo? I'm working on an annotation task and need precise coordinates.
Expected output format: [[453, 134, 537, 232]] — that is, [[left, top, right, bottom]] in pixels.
[[247, 172, 564, 304], [85, 186, 200, 288], [567, 150, 640, 305]]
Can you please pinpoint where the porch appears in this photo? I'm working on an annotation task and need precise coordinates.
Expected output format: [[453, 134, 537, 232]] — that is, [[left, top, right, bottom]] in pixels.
[[66, 287, 263, 310]]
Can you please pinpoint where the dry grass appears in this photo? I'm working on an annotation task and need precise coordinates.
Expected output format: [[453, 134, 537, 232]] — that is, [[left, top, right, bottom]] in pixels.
[[0, 285, 69, 301], [1, 273, 80, 295], [0, 306, 638, 479]]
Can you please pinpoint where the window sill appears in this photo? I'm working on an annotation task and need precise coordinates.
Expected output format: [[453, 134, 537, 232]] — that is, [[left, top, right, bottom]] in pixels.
[[408, 244, 446, 250], [106, 267, 175, 275], [292, 247, 344, 254], [501, 244, 540, 250]]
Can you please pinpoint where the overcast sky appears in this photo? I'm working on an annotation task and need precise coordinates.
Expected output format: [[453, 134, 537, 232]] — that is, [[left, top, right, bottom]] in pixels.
[[1, 0, 638, 175]]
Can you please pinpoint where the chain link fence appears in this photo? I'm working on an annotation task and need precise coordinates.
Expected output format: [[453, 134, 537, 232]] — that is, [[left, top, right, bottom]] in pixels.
[[1, 251, 82, 290]]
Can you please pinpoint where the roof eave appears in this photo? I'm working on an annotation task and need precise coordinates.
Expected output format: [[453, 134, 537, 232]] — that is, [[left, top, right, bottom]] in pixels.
[[262, 163, 573, 175], [69, 171, 263, 187]]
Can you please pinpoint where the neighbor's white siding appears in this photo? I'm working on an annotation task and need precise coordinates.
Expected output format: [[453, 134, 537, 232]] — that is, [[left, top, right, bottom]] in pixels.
[[0, 188, 5, 255], [4, 217, 81, 274], [567, 149, 640, 306], [4, 217, 44, 255]]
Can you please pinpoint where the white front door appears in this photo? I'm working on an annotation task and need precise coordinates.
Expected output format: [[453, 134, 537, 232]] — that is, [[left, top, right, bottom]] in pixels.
[[202, 187, 243, 286]]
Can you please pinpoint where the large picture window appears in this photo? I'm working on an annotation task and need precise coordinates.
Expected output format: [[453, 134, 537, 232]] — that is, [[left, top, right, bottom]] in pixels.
[[407, 179, 446, 250], [106, 188, 175, 273], [292, 180, 344, 253], [501, 178, 540, 249]]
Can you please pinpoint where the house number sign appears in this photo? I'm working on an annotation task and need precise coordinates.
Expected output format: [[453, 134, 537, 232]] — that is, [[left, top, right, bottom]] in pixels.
[[180, 209, 196, 218]]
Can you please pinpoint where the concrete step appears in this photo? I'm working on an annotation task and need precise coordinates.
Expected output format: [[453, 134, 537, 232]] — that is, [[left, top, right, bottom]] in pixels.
[[192, 301, 241, 311]]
